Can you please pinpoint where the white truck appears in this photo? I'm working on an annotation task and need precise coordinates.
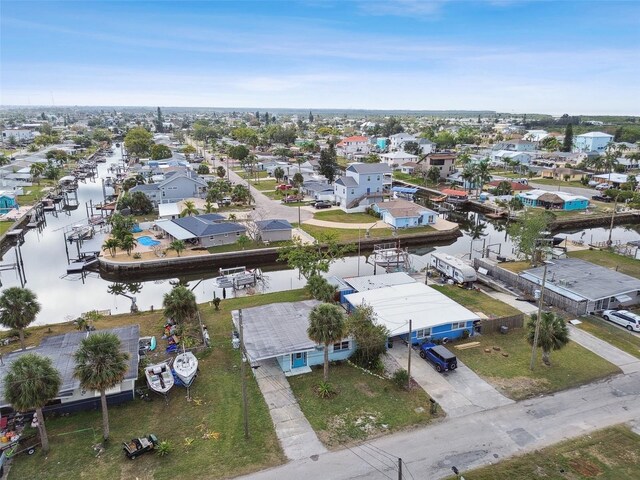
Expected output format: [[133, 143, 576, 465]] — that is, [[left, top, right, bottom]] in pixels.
[[430, 252, 477, 285]]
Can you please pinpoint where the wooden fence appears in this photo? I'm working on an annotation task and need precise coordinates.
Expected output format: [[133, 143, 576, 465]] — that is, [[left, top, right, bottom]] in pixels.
[[480, 313, 525, 333]]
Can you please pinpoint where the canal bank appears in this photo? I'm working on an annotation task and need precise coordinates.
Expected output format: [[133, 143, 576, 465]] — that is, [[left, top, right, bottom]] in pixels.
[[99, 225, 462, 281]]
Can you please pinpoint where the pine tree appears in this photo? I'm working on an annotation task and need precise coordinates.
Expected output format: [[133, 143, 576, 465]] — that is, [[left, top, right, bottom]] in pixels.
[[563, 123, 573, 152], [309, 111, 314, 123], [156, 107, 163, 133]]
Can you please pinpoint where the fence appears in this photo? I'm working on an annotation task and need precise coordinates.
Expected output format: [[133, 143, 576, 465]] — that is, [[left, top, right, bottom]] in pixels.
[[480, 313, 525, 333]]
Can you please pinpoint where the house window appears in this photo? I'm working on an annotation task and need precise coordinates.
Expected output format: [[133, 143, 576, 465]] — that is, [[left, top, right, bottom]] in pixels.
[[367, 176, 371, 182], [236, 231, 241, 236], [351, 189, 355, 195], [377, 176, 380, 181], [415, 328, 431, 339], [451, 322, 466, 329], [333, 340, 350, 351]]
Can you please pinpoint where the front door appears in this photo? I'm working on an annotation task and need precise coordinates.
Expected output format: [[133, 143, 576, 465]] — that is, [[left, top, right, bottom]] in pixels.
[[291, 352, 307, 369]]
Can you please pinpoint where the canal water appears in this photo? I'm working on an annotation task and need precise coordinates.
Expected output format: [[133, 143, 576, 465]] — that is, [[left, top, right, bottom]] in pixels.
[[1, 150, 639, 327]]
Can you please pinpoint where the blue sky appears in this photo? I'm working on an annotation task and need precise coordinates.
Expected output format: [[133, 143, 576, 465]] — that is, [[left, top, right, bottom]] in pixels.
[[1, 0, 639, 114]]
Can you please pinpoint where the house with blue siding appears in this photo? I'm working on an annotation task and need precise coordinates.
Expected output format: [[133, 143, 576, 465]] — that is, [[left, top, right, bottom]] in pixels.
[[372, 199, 437, 228], [344, 281, 480, 344], [232, 301, 355, 376], [334, 163, 393, 212], [517, 189, 589, 211], [0, 192, 18, 214]]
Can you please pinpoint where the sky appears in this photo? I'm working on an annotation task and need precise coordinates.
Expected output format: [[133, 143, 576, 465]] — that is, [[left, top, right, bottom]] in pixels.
[[1, 0, 639, 115]]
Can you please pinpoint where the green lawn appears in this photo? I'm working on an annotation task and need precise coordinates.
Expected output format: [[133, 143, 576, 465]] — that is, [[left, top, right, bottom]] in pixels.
[[431, 285, 521, 318], [16, 185, 50, 205], [237, 170, 270, 180], [207, 240, 288, 254], [9, 290, 311, 480], [498, 261, 532, 273], [569, 249, 640, 279], [445, 426, 640, 480], [0, 221, 14, 236], [453, 330, 620, 400], [300, 224, 434, 243], [250, 179, 278, 191], [530, 177, 588, 188], [314, 210, 379, 224], [576, 315, 640, 359], [288, 363, 440, 448]]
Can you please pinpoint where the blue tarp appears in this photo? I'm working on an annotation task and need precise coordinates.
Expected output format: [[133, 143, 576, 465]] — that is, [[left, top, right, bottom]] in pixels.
[[392, 186, 419, 194]]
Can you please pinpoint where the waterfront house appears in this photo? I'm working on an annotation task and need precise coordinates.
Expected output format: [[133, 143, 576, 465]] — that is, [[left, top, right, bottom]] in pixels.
[[231, 301, 355, 376], [130, 170, 207, 206], [388, 133, 416, 151], [372, 199, 437, 228], [380, 151, 418, 169], [400, 162, 418, 174], [517, 189, 589, 210], [255, 219, 292, 243], [491, 150, 532, 167], [520, 258, 640, 314], [333, 163, 392, 212], [573, 132, 614, 153], [418, 153, 456, 179], [0, 192, 18, 214], [492, 140, 536, 152], [539, 167, 587, 182], [0, 326, 140, 415], [156, 213, 246, 247], [336, 135, 370, 157]]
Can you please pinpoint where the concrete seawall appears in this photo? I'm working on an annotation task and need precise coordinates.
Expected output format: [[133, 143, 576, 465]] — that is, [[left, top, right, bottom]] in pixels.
[[99, 226, 462, 281]]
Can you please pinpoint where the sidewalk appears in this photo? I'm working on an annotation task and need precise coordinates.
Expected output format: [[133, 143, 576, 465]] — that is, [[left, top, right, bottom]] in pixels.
[[253, 358, 327, 461]]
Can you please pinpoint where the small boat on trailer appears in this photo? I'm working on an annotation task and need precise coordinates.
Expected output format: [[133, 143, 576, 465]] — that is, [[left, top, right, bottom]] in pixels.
[[173, 351, 198, 386], [145, 361, 174, 396]]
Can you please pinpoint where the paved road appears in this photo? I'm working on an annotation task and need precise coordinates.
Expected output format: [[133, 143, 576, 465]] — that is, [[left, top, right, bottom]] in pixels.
[[240, 371, 640, 480], [528, 182, 596, 197]]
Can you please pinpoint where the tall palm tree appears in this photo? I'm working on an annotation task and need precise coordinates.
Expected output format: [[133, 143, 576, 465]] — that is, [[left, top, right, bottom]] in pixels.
[[30, 162, 46, 185], [603, 145, 620, 183], [204, 200, 215, 213], [180, 200, 198, 217], [162, 285, 198, 324], [473, 159, 492, 197], [4, 354, 61, 453], [461, 164, 477, 194], [118, 234, 137, 256], [74, 332, 130, 441], [527, 312, 570, 366], [307, 303, 346, 382], [0, 287, 41, 350], [169, 240, 185, 256], [102, 238, 119, 257]]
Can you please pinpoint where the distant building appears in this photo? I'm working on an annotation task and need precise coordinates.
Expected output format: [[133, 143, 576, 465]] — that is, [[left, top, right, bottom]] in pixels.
[[336, 136, 370, 157], [574, 132, 614, 153], [517, 189, 589, 211], [372, 199, 437, 228], [419, 153, 456, 179], [130, 170, 207, 206], [2, 129, 35, 144], [388, 133, 416, 151], [333, 163, 392, 212], [0, 192, 19, 214], [491, 150, 532, 166], [380, 151, 418, 169], [492, 140, 536, 152]]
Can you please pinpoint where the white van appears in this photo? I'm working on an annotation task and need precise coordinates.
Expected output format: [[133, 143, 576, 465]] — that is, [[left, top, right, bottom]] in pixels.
[[602, 309, 640, 332]]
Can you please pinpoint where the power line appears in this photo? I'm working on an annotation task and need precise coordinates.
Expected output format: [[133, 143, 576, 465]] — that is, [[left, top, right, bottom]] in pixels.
[[346, 445, 394, 480]]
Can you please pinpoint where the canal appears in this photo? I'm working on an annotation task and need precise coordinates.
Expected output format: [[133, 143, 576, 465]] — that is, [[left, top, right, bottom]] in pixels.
[[1, 150, 639, 327]]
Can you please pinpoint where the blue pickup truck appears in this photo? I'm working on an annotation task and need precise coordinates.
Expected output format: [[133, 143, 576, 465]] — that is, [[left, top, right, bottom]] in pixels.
[[419, 342, 458, 373]]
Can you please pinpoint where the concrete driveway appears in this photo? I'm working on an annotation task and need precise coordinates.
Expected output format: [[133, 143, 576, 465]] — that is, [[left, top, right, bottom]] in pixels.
[[387, 342, 514, 418], [568, 324, 640, 374]]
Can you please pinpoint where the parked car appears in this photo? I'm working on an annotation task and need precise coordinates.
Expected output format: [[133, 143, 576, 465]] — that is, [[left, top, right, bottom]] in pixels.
[[591, 194, 612, 203], [275, 184, 293, 191], [602, 310, 640, 332], [313, 201, 332, 209], [282, 195, 302, 203], [221, 197, 232, 206], [419, 342, 457, 372], [595, 183, 612, 191], [123, 434, 159, 459]]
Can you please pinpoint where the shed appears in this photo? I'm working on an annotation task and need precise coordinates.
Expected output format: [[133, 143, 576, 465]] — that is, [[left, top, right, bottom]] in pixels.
[[254, 219, 292, 243]]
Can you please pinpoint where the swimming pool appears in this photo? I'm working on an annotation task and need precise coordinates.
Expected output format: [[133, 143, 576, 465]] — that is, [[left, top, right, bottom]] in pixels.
[[137, 235, 160, 247]]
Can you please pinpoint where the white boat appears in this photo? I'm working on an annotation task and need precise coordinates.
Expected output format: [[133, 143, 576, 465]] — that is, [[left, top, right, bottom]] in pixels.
[[173, 351, 198, 386], [372, 243, 409, 267], [145, 361, 174, 395]]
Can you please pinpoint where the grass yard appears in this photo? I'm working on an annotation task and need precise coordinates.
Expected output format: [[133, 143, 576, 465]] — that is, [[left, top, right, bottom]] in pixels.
[[530, 177, 588, 188], [314, 209, 379, 224], [250, 179, 278, 191], [8, 290, 311, 480], [0, 221, 14, 236], [237, 170, 270, 180], [207, 240, 287, 254], [431, 285, 521, 318], [498, 261, 532, 273], [288, 363, 440, 448], [576, 315, 640, 359], [453, 330, 620, 400], [301, 224, 435, 243], [569, 249, 640, 279], [445, 425, 640, 480], [16, 185, 50, 205]]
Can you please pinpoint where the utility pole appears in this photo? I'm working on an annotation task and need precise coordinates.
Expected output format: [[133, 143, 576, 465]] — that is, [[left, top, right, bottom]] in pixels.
[[239, 309, 249, 439], [398, 458, 403, 480], [607, 194, 618, 247], [529, 263, 549, 370], [407, 319, 412, 390], [357, 228, 361, 276]]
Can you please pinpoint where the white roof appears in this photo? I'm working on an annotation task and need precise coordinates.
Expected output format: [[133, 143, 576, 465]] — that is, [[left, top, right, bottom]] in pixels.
[[594, 173, 635, 184], [518, 189, 588, 202], [155, 219, 195, 240], [158, 203, 180, 217], [380, 151, 418, 160], [344, 272, 416, 292], [577, 131, 614, 138], [344, 283, 480, 336]]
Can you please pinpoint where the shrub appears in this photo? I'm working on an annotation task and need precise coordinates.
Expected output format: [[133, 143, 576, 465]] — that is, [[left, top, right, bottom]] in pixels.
[[461, 329, 470, 340], [133, 252, 142, 259], [392, 368, 409, 389], [156, 440, 172, 457], [315, 381, 336, 399], [213, 297, 221, 310]]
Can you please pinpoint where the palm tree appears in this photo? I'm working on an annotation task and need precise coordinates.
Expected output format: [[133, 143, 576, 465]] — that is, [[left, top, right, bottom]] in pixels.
[[74, 332, 130, 441], [102, 238, 119, 257], [4, 354, 61, 453], [527, 312, 570, 366], [180, 200, 198, 217], [0, 287, 41, 350], [30, 162, 46, 185], [603, 145, 620, 183], [473, 159, 492, 197], [307, 303, 346, 382], [163, 285, 198, 324], [118, 234, 137, 256], [169, 240, 185, 257], [461, 164, 477, 194], [273, 166, 285, 183]]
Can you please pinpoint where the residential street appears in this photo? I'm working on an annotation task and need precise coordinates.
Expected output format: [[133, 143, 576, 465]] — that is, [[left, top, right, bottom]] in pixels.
[[528, 182, 596, 197], [240, 371, 640, 480]]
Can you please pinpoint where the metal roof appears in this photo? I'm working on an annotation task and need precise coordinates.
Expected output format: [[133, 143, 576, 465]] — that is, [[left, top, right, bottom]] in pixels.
[[344, 272, 416, 292], [346, 163, 393, 174], [344, 283, 480, 336], [255, 219, 292, 231], [335, 176, 358, 187], [521, 258, 640, 302], [231, 301, 322, 361], [155, 219, 196, 240], [173, 216, 245, 237], [0, 325, 140, 408]]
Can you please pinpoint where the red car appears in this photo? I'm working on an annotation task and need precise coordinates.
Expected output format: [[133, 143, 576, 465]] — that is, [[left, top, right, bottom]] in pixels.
[[282, 195, 302, 203], [275, 184, 293, 191]]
